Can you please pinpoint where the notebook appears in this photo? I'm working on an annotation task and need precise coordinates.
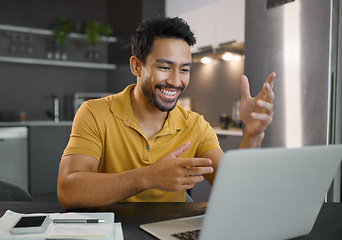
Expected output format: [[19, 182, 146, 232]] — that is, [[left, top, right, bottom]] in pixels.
[[140, 144, 342, 240], [0, 211, 122, 240]]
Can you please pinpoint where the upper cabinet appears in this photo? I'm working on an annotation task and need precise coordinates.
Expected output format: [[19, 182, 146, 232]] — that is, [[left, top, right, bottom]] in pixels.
[[166, 0, 245, 52]]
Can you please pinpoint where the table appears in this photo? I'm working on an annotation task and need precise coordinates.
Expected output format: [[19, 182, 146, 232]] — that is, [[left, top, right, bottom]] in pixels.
[[1, 201, 342, 239]]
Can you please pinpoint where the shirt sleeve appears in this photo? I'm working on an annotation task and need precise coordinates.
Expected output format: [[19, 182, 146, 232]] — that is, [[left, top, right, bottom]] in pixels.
[[195, 115, 221, 157], [62, 101, 103, 161]]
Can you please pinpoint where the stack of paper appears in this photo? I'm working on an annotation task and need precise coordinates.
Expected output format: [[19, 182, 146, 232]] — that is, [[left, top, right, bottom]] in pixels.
[[0, 210, 123, 240]]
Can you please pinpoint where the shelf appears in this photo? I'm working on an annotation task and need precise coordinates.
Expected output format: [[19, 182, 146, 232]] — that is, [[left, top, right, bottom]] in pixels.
[[0, 24, 117, 70], [0, 56, 117, 70], [0, 24, 117, 43]]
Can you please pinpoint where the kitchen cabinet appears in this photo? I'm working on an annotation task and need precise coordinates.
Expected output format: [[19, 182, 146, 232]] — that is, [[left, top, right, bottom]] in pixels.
[[28, 125, 71, 201], [0, 127, 28, 192], [0, 24, 117, 70], [217, 133, 242, 151], [175, 0, 245, 51]]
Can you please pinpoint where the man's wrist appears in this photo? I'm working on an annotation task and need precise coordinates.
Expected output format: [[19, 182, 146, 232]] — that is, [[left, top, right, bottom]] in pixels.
[[240, 131, 265, 149], [138, 165, 153, 190]]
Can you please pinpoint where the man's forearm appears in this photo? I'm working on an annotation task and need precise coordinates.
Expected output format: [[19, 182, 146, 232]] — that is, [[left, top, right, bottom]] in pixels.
[[57, 167, 149, 210], [239, 131, 265, 149]]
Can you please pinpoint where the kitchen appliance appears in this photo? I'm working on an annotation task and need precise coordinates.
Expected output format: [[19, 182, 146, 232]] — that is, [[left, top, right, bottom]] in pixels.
[[0, 127, 28, 191], [231, 98, 241, 127], [245, 0, 342, 201], [74, 92, 112, 114]]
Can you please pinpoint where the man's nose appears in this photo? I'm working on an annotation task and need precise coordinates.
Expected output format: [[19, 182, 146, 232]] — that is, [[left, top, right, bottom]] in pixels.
[[167, 70, 182, 87]]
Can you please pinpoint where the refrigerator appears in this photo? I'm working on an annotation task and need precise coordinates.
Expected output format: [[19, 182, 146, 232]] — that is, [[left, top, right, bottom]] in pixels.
[[244, 0, 342, 201]]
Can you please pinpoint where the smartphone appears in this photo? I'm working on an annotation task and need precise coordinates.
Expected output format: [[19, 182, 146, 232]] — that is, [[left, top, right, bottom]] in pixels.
[[10, 215, 49, 234]]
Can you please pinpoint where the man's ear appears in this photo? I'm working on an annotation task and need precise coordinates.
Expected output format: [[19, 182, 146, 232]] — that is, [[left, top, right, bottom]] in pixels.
[[130, 56, 142, 77]]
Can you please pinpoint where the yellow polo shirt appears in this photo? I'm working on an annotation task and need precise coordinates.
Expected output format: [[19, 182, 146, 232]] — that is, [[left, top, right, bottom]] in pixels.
[[63, 84, 220, 202]]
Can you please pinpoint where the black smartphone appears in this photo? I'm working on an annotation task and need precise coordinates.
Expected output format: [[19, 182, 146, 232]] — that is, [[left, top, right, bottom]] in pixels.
[[10, 215, 49, 234]]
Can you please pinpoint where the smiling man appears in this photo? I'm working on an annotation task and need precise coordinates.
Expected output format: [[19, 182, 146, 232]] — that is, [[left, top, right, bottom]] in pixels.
[[57, 16, 275, 210], [138, 55, 190, 112]]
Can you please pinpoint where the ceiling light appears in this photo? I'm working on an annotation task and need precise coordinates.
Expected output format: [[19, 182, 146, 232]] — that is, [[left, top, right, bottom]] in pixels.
[[201, 57, 212, 64], [233, 55, 242, 61], [222, 52, 234, 61]]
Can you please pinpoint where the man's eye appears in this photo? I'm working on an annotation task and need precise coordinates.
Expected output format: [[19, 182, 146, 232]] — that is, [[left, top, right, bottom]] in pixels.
[[159, 66, 170, 70], [180, 68, 190, 73]]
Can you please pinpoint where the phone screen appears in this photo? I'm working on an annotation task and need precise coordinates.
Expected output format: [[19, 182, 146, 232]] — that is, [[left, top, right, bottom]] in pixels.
[[14, 216, 47, 228]]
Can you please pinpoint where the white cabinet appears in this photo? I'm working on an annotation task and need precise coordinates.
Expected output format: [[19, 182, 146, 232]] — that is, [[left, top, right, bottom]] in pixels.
[[166, 0, 245, 51], [216, 0, 245, 45], [179, 3, 216, 50], [0, 127, 28, 191]]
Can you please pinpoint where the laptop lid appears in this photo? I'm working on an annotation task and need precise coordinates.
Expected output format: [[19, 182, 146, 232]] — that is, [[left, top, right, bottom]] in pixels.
[[141, 145, 342, 240], [200, 144, 342, 240]]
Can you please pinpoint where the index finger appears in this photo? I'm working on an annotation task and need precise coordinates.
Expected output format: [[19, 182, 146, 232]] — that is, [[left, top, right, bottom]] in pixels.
[[179, 158, 212, 167], [169, 141, 191, 158]]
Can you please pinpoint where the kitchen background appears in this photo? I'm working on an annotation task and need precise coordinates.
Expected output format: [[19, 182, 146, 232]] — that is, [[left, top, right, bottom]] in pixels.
[[0, 0, 245, 201], [0, 0, 244, 125], [0, 0, 157, 121]]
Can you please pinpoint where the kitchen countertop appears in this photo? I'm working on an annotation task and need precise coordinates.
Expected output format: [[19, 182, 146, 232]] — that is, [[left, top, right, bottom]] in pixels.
[[0, 121, 73, 127], [0, 122, 243, 136], [214, 127, 243, 136]]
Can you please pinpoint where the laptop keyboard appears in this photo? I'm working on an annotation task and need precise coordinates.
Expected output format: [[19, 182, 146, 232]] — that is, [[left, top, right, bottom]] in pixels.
[[171, 229, 200, 240]]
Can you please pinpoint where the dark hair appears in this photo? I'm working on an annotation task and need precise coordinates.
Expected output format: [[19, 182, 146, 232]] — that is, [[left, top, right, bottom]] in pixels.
[[131, 16, 196, 64]]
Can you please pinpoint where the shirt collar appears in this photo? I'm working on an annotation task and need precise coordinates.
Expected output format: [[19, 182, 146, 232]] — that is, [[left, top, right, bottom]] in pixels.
[[109, 84, 189, 136]]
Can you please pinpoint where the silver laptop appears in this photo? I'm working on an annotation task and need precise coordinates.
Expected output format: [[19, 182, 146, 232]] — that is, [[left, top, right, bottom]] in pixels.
[[140, 145, 342, 240]]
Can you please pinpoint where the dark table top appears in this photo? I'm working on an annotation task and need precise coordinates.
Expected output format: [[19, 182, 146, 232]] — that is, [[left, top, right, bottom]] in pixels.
[[1, 201, 342, 239]]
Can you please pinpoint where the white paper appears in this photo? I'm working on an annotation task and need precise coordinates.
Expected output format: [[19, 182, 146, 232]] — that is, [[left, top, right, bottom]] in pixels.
[[0, 210, 60, 240], [47, 223, 114, 239], [0, 210, 123, 240], [114, 223, 124, 240]]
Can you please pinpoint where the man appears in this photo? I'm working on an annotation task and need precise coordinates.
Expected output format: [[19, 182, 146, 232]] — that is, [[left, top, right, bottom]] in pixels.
[[57, 16, 275, 209]]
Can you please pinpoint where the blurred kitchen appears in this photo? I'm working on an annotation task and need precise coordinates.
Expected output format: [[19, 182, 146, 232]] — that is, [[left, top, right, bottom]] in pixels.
[[0, 0, 245, 201]]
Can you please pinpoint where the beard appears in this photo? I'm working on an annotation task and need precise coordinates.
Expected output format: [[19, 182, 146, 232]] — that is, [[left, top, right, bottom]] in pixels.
[[141, 81, 184, 112]]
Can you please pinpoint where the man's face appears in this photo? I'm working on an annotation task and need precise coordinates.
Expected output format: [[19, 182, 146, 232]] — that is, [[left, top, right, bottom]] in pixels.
[[139, 38, 192, 112]]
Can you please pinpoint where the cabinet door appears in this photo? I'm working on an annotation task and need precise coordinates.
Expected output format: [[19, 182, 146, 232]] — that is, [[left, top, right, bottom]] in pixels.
[[0, 127, 28, 191], [216, 0, 245, 44], [217, 134, 242, 152], [29, 126, 71, 200], [180, 3, 216, 49], [178, 0, 245, 51]]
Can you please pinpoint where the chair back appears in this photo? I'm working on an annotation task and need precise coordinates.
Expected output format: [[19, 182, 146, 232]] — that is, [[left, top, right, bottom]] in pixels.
[[0, 179, 34, 201], [185, 192, 194, 202]]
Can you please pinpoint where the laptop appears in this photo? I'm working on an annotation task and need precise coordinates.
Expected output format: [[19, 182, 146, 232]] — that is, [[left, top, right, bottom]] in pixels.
[[140, 144, 342, 240]]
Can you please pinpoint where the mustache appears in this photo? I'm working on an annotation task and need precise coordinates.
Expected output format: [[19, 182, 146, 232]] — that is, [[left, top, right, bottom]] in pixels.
[[155, 83, 184, 92]]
